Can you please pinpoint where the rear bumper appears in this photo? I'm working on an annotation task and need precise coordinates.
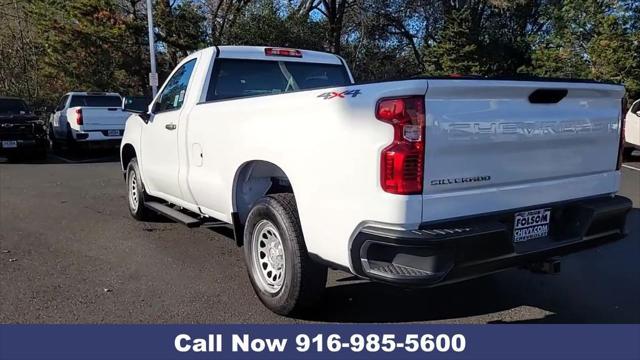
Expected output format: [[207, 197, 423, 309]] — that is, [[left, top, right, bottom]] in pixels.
[[0, 138, 48, 155], [72, 128, 123, 142], [350, 195, 632, 286]]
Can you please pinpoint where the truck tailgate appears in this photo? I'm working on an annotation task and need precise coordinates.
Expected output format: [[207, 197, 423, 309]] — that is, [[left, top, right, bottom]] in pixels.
[[74, 107, 129, 130], [422, 80, 624, 221]]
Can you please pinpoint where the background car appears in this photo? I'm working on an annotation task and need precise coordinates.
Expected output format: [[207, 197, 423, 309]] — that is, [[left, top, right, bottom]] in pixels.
[[0, 96, 48, 161], [625, 99, 640, 158]]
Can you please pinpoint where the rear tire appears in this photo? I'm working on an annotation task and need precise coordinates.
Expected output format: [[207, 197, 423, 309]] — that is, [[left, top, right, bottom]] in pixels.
[[126, 158, 154, 221], [65, 126, 78, 153], [244, 193, 327, 316], [49, 124, 61, 153]]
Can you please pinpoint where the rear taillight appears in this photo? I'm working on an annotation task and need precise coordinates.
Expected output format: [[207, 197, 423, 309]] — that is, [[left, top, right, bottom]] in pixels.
[[376, 96, 425, 195], [75, 108, 83, 126], [617, 98, 626, 170]]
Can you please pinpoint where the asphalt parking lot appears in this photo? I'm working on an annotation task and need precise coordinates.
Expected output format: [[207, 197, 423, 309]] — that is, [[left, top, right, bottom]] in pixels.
[[1, 151, 639, 324]]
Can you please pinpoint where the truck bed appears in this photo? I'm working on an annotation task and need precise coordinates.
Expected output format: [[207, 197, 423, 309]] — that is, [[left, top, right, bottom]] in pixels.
[[420, 79, 624, 222]]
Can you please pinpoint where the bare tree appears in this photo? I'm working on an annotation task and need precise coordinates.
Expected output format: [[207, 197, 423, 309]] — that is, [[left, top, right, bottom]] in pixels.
[[0, 0, 41, 102]]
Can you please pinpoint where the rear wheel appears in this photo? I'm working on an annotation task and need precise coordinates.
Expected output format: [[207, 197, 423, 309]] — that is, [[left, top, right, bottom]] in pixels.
[[65, 126, 78, 152], [126, 158, 154, 221], [49, 124, 61, 153], [244, 193, 327, 316]]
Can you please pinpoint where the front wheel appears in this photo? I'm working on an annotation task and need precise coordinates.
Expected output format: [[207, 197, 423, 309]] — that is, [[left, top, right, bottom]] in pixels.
[[126, 158, 154, 221], [244, 193, 327, 316]]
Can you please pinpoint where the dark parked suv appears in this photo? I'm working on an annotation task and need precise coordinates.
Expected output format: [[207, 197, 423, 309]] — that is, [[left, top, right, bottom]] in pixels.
[[0, 97, 48, 160]]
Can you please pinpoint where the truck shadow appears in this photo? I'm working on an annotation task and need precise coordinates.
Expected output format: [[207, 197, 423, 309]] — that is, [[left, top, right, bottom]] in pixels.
[[48, 147, 120, 164], [0, 147, 120, 164], [298, 208, 640, 324]]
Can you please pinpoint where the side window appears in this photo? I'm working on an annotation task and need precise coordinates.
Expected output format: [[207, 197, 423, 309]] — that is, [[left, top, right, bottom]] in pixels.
[[55, 95, 68, 111], [631, 101, 640, 114], [153, 59, 196, 113]]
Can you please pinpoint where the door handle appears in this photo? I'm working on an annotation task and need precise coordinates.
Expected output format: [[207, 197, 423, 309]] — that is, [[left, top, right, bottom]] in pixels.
[[165, 123, 176, 130]]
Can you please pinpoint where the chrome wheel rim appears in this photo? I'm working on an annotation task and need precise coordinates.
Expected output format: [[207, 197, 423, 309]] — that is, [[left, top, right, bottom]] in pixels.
[[128, 170, 139, 212], [251, 220, 285, 293]]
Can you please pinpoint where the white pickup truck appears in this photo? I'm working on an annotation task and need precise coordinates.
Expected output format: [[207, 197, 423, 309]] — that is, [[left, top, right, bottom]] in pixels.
[[50, 92, 129, 148], [120, 46, 631, 315]]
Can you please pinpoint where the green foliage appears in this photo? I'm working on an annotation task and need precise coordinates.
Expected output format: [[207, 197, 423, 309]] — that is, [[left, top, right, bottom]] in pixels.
[[154, 0, 207, 65], [0, 0, 638, 106], [424, 9, 482, 75], [26, 0, 152, 103], [220, 0, 328, 50], [527, 0, 640, 99]]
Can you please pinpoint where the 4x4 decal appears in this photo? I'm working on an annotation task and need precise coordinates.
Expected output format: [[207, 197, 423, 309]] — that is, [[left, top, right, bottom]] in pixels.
[[317, 89, 362, 100]]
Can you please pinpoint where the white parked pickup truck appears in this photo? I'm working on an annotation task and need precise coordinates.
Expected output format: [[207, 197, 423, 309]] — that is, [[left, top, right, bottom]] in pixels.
[[120, 46, 632, 315], [50, 92, 129, 148]]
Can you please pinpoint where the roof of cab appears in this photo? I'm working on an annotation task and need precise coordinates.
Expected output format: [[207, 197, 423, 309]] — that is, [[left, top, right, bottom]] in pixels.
[[215, 46, 343, 65], [64, 92, 122, 96]]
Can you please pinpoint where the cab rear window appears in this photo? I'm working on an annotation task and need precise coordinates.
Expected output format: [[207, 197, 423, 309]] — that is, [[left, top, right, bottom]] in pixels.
[[69, 95, 121, 107], [207, 59, 351, 101]]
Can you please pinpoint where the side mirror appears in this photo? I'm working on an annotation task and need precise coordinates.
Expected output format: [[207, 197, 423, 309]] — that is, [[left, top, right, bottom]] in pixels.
[[122, 96, 152, 122]]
